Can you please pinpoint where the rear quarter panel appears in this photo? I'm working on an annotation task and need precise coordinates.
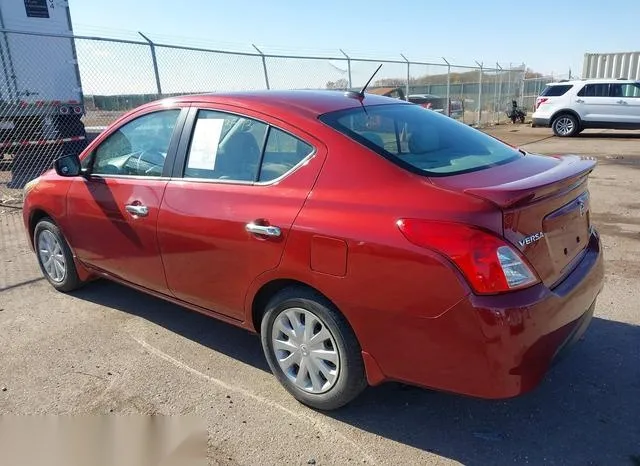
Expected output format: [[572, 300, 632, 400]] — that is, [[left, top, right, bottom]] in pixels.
[[244, 125, 503, 382]]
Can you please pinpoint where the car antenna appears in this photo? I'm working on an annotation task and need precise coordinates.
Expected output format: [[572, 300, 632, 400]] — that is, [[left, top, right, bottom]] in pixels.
[[358, 63, 383, 97], [345, 63, 383, 101]]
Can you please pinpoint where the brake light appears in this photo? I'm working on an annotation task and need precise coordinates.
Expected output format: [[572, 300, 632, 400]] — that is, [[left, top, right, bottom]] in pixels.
[[396, 219, 539, 294], [536, 97, 549, 109]]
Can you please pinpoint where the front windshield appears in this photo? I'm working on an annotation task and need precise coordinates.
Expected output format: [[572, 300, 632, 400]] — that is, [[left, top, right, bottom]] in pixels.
[[319, 103, 521, 176]]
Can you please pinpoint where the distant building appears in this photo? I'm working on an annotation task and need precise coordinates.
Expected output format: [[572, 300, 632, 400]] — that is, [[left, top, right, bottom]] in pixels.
[[583, 52, 640, 80]]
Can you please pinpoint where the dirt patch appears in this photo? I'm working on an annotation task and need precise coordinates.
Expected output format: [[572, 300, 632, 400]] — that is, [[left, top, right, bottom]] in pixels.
[[591, 212, 640, 242], [606, 258, 640, 280]]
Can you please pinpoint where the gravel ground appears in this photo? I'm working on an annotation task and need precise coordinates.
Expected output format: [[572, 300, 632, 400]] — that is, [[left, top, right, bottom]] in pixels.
[[1, 126, 639, 465]]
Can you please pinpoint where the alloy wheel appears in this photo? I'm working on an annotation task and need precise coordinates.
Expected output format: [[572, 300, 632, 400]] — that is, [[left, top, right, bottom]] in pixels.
[[555, 117, 575, 136], [38, 230, 66, 283]]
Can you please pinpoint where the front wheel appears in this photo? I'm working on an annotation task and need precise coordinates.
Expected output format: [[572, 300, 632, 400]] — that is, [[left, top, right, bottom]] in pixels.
[[34, 218, 84, 292], [260, 287, 367, 410], [552, 114, 580, 137]]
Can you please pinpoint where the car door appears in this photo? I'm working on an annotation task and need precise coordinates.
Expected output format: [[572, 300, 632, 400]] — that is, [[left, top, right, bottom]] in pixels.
[[157, 106, 326, 320], [574, 83, 619, 122], [609, 82, 640, 124], [64, 105, 188, 294]]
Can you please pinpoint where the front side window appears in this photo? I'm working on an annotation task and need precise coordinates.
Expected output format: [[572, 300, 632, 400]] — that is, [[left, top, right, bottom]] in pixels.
[[184, 110, 268, 181], [92, 109, 181, 177], [319, 103, 520, 176]]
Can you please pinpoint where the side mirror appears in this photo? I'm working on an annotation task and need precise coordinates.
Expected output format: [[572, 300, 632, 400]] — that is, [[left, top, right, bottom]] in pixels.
[[54, 154, 82, 177]]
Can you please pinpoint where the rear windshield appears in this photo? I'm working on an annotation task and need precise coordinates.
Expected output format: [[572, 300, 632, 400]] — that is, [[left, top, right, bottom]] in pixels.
[[540, 84, 573, 96], [319, 103, 520, 176]]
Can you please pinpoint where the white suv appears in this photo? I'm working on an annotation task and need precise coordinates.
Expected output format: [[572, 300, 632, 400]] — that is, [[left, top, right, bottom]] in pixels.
[[532, 78, 640, 137]]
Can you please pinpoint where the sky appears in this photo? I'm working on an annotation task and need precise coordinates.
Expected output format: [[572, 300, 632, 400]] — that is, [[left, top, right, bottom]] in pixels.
[[64, 0, 640, 95], [68, 0, 640, 76]]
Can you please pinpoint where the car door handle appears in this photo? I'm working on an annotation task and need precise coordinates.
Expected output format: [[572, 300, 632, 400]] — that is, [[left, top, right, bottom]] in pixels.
[[245, 222, 281, 237], [616, 100, 626, 104], [125, 204, 149, 217], [575, 99, 584, 103]]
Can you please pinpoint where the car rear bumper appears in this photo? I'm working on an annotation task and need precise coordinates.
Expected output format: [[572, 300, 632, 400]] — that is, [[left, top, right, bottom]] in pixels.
[[532, 117, 551, 127], [368, 229, 604, 399]]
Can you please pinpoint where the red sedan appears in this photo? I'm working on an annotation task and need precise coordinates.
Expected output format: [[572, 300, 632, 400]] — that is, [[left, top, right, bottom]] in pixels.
[[22, 90, 604, 410]]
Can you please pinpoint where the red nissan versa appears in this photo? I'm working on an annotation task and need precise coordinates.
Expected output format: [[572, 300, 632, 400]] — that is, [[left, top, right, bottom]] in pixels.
[[22, 90, 604, 410]]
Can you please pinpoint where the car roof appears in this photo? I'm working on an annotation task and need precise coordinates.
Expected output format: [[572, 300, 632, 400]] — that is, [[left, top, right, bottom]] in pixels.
[[408, 94, 440, 98], [142, 90, 404, 118], [547, 78, 639, 85]]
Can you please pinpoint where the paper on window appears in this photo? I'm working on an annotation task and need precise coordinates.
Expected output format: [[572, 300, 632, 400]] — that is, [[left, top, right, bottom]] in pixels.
[[187, 118, 225, 170]]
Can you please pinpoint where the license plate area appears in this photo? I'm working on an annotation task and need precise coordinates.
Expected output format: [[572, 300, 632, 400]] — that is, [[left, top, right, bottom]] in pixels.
[[543, 192, 590, 264]]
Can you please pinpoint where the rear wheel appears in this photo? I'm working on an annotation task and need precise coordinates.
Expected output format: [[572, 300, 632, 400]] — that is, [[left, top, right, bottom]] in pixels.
[[34, 218, 84, 292], [552, 113, 579, 137], [260, 286, 367, 410]]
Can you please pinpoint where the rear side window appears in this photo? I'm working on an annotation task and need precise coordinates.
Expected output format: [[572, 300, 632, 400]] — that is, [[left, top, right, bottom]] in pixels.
[[183, 109, 314, 183], [259, 128, 313, 182], [577, 84, 610, 97], [184, 110, 268, 181], [540, 85, 573, 96], [319, 103, 520, 177]]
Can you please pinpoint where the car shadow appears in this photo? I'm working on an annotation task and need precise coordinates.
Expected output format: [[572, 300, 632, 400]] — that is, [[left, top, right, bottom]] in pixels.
[[330, 316, 640, 465], [72, 281, 639, 464], [72, 280, 270, 372], [578, 132, 640, 139]]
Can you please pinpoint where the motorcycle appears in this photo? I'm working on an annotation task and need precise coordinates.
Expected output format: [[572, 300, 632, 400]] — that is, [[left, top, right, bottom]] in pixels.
[[506, 100, 526, 124]]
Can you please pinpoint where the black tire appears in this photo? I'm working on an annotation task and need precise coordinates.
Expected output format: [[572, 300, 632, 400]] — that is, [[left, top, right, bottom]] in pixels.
[[56, 115, 89, 156], [33, 218, 84, 292], [260, 286, 367, 410], [552, 113, 580, 137]]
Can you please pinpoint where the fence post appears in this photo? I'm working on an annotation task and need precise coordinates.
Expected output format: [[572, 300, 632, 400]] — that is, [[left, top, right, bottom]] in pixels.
[[492, 67, 498, 124], [442, 57, 451, 116], [401, 54, 410, 99], [138, 32, 162, 96], [461, 82, 465, 121], [252, 44, 270, 90], [496, 63, 503, 125], [507, 62, 512, 100], [475, 61, 483, 126], [339, 49, 352, 89], [520, 63, 526, 107]]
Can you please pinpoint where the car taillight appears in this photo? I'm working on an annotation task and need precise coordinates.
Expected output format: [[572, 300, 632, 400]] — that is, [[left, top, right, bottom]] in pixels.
[[396, 219, 539, 294], [536, 97, 548, 109]]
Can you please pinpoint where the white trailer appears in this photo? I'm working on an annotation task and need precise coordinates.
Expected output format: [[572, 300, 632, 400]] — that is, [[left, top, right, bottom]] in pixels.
[[0, 0, 86, 186]]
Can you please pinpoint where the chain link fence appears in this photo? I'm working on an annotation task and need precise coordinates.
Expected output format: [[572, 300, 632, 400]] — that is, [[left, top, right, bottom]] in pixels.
[[0, 27, 531, 207], [522, 73, 574, 113]]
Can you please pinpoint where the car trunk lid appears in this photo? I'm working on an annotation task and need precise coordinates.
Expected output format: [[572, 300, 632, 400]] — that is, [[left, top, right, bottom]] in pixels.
[[431, 154, 596, 287]]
